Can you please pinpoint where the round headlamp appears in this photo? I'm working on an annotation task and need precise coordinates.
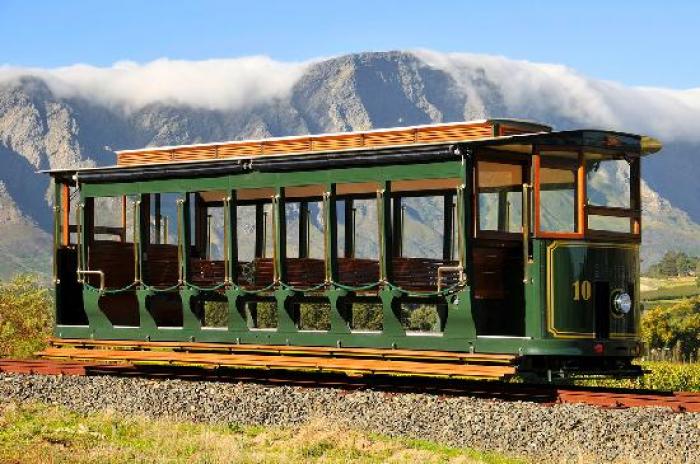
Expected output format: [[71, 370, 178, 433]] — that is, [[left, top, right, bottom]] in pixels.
[[613, 292, 632, 315]]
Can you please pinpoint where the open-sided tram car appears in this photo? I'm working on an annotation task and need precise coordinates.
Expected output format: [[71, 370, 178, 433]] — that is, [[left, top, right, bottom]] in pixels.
[[42, 119, 662, 380]]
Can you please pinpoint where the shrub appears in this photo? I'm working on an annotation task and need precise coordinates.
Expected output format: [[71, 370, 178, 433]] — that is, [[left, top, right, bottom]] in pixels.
[[0, 275, 54, 358], [579, 361, 700, 392], [641, 297, 700, 358]]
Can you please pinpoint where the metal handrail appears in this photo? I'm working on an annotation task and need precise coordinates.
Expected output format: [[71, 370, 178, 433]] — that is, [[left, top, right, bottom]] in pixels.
[[77, 269, 105, 291]]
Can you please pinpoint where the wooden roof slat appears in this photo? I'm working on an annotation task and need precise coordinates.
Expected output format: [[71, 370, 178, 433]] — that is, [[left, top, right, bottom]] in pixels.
[[115, 119, 551, 167]]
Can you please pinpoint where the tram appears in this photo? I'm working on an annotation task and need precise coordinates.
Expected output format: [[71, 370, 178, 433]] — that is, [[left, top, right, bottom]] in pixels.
[[41, 119, 661, 380]]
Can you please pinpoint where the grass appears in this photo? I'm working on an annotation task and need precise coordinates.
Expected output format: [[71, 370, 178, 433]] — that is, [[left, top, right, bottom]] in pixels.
[[640, 276, 700, 302], [641, 285, 700, 302], [0, 403, 525, 464], [575, 361, 700, 392]]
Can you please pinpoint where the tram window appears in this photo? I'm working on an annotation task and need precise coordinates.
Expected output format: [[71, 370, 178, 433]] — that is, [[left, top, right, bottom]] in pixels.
[[148, 193, 180, 245], [586, 158, 631, 209], [237, 202, 273, 261], [477, 162, 523, 234], [400, 195, 446, 259], [539, 162, 577, 233], [352, 198, 379, 259], [237, 205, 257, 262], [285, 185, 325, 259], [335, 183, 380, 260], [93, 196, 132, 242], [588, 215, 631, 233]]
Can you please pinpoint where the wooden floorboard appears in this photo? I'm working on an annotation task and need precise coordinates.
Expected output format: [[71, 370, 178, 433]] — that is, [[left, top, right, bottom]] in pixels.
[[39, 347, 516, 379]]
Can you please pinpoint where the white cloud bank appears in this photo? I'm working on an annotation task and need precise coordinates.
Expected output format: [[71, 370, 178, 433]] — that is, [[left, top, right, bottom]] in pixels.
[[0, 56, 311, 111], [415, 50, 700, 142], [1, 51, 698, 141]]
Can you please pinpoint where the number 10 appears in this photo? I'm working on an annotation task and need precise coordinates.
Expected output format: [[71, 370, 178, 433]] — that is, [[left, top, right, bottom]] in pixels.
[[572, 280, 592, 301]]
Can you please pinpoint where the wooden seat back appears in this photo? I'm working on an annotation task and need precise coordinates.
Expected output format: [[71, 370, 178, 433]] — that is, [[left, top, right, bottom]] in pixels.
[[88, 240, 135, 288]]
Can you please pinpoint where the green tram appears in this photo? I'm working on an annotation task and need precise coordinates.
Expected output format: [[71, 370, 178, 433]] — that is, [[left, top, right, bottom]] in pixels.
[[43, 119, 662, 379]]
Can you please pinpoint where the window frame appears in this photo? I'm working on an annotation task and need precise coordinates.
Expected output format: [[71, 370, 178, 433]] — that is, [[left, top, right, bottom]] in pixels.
[[474, 153, 529, 241], [533, 147, 641, 240]]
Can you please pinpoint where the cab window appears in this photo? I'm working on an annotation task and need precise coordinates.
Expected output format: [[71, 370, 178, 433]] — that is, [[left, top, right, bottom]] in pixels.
[[477, 161, 523, 235], [538, 158, 578, 233]]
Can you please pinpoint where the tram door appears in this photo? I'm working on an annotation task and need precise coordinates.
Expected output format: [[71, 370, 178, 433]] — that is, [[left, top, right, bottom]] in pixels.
[[472, 158, 527, 336]]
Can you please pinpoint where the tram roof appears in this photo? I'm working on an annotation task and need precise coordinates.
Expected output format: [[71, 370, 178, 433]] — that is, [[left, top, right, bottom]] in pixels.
[[42, 122, 662, 183]]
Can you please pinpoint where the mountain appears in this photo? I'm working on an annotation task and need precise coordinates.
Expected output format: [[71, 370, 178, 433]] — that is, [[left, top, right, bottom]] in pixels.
[[0, 51, 698, 279]]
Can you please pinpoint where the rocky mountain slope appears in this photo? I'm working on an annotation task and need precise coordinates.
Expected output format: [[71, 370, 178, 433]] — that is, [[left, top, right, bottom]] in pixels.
[[0, 51, 698, 278]]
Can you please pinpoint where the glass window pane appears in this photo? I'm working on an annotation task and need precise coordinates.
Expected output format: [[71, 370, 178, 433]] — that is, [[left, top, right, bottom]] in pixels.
[[477, 161, 523, 234], [539, 164, 577, 233], [401, 195, 445, 258], [588, 215, 631, 233], [586, 158, 631, 208]]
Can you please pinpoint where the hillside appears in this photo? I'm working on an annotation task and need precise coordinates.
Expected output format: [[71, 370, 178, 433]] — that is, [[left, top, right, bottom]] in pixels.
[[0, 51, 698, 278]]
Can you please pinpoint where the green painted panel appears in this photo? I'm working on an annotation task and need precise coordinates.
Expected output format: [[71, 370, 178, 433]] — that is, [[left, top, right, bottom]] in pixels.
[[80, 162, 463, 198], [546, 241, 639, 339]]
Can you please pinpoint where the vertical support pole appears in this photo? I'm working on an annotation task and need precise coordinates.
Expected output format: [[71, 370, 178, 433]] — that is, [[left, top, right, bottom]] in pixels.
[[182, 193, 192, 282], [120, 195, 127, 242], [325, 184, 349, 334], [377, 180, 403, 337], [194, 194, 207, 257], [254, 203, 265, 258], [178, 193, 200, 332], [343, 198, 354, 258], [391, 195, 402, 258], [53, 182, 62, 287], [61, 183, 70, 246], [83, 197, 95, 261], [631, 157, 641, 234], [532, 152, 541, 236], [154, 193, 161, 244], [298, 200, 309, 258], [497, 191, 509, 232], [577, 151, 586, 235], [273, 187, 296, 333], [378, 181, 393, 283], [228, 190, 238, 284], [442, 193, 453, 261], [274, 187, 287, 284], [139, 194, 150, 283], [324, 184, 338, 284]]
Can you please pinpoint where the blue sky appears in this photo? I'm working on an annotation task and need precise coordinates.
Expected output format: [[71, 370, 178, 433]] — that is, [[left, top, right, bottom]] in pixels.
[[1, 0, 698, 89]]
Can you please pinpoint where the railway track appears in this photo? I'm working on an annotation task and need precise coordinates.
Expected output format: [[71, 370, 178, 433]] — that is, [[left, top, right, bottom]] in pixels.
[[1, 358, 698, 412]]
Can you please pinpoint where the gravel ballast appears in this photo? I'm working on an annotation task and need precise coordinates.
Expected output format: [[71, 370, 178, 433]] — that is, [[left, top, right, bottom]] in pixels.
[[0, 373, 698, 463]]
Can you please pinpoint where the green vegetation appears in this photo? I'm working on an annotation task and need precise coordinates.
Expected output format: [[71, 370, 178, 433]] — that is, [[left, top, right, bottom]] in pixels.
[[641, 297, 700, 360], [0, 403, 523, 464], [0, 275, 53, 358], [578, 361, 700, 392]]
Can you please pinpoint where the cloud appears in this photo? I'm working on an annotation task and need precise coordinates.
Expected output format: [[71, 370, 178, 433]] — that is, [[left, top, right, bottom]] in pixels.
[[414, 50, 700, 142], [1, 50, 699, 142], [0, 56, 311, 111]]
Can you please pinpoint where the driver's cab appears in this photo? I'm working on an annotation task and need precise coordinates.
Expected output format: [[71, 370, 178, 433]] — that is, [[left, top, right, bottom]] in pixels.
[[471, 131, 649, 339]]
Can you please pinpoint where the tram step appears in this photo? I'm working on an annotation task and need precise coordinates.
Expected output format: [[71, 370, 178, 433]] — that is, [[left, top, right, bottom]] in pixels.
[[38, 346, 516, 380], [46, 338, 517, 365]]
